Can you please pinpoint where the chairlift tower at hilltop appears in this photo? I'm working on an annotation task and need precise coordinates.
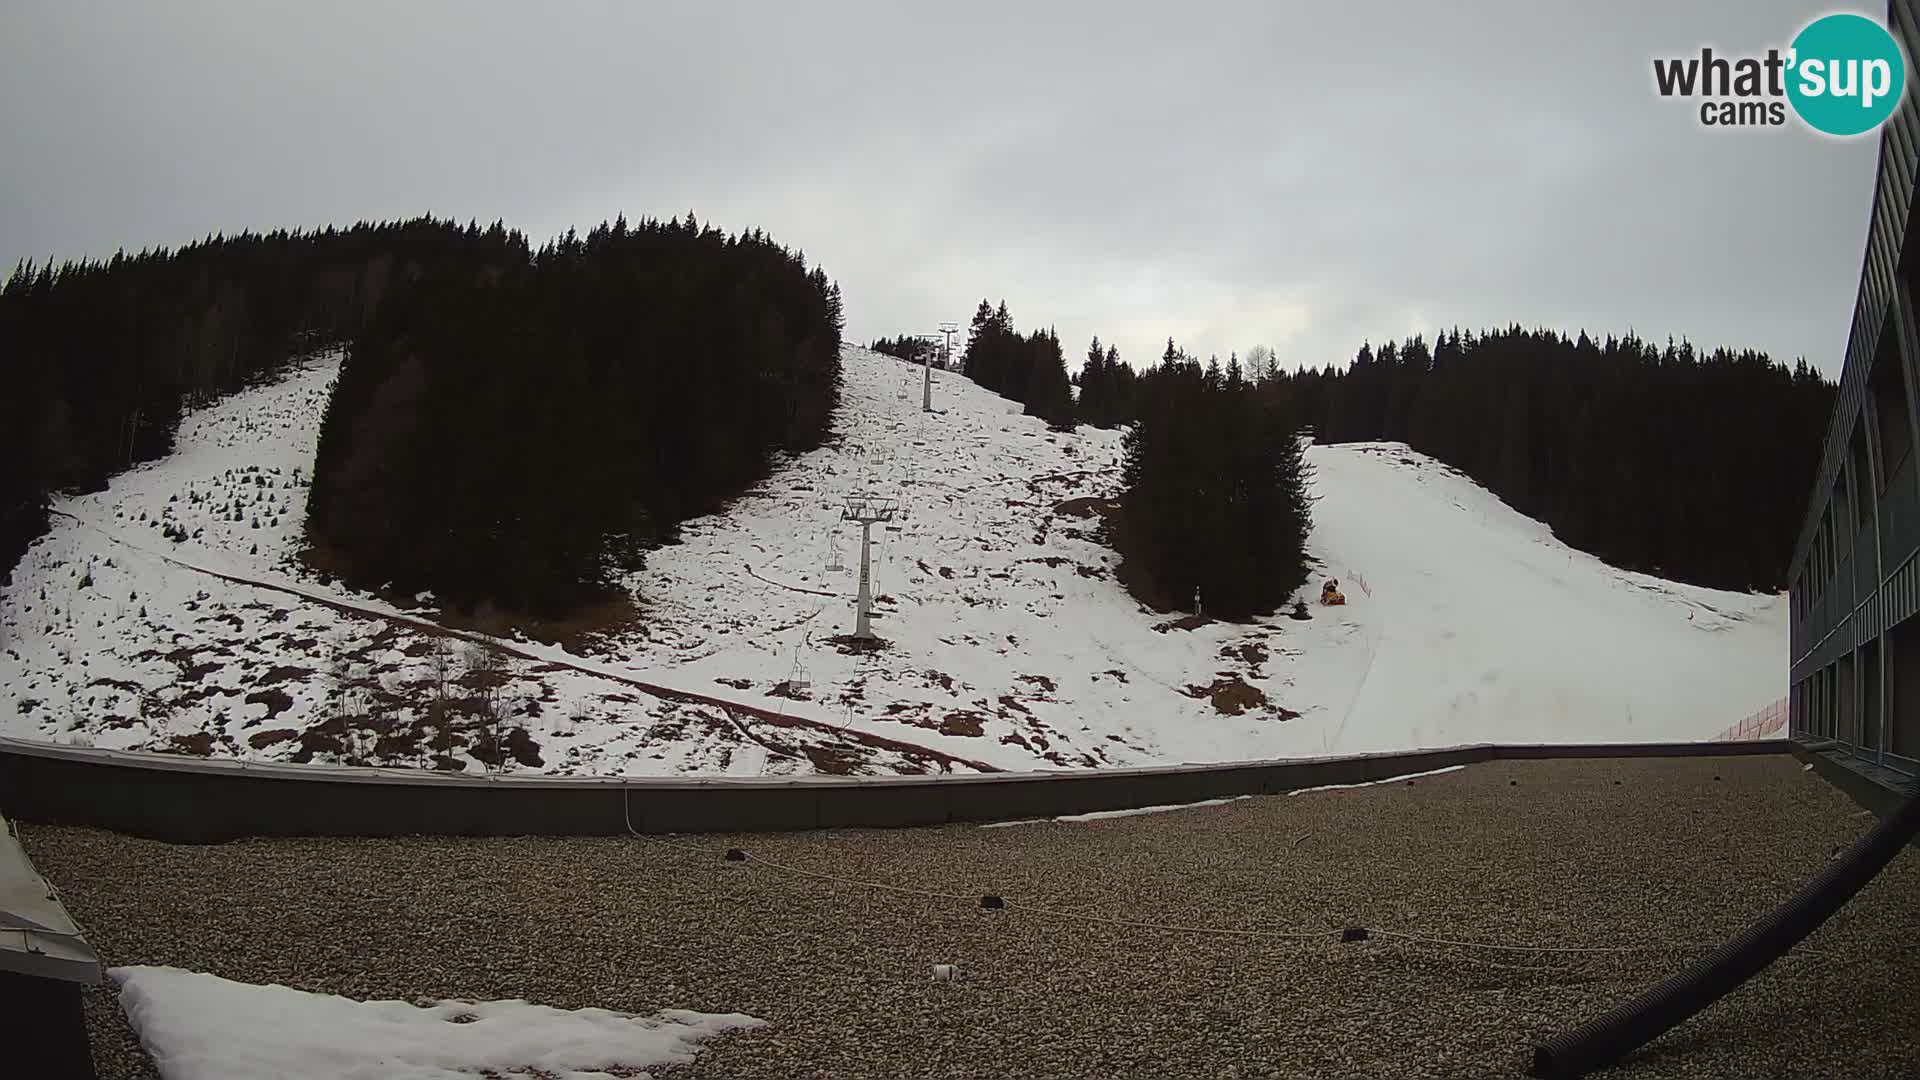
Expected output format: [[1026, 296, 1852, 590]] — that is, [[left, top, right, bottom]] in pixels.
[[929, 321, 960, 412]]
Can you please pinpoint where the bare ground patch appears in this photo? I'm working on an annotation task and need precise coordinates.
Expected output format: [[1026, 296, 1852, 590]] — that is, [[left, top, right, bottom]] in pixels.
[[939, 711, 988, 737], [1016, 674, 1057, 695], [799, 745, 866, 776], [247, 728, 299, 750], [437, 596, 644, 656], [243, 688, 295, 722], [1051, 495, 1116, 521], [824, 634, 891, 655], [470, 726, 544, 770], [288, 717, 348, 763], [1220, 641, 1270, 676], [1182, 675, 1277, 717], [162, 732, 216, 756]]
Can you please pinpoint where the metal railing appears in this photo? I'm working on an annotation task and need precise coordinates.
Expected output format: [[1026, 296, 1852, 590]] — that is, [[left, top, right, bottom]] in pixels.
[[0, 734, 1787, 843]]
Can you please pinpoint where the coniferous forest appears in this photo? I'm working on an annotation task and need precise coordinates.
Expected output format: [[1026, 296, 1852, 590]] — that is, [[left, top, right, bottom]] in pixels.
[[308, 215, 843, 616], [3, 217, 1831, 621], [0, 217, 524, 583], [1054, 322, 1828, 613], [1260, 327, 1835, 592], [868, 334, 958, 368], [959, 300, 1076, 430], [1074, 335, 1140, 429], [957, 307, 1309, 617], [1119, 341, 1314, 618], [1, 214, 843, 619]]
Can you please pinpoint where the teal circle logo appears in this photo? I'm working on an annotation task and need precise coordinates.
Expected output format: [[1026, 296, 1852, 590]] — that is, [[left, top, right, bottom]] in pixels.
[[1786, 13, 1907, 136]]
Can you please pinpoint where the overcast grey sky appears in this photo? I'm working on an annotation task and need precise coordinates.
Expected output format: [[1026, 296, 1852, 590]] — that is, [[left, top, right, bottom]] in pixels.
[[0, 2, 1886, 376]]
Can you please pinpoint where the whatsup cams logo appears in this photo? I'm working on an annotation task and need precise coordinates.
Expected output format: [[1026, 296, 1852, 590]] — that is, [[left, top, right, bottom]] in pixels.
[[1653, 12, 1907, 135]]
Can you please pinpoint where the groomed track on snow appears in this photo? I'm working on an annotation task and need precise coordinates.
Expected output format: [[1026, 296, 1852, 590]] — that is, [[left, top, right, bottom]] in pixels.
[[29, 755, 1920, 1079], [0, 734, 1784, 841]]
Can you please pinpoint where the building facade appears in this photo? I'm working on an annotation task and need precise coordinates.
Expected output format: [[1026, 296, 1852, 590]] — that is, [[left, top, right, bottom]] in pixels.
[[1788, 0, 1920, 796]]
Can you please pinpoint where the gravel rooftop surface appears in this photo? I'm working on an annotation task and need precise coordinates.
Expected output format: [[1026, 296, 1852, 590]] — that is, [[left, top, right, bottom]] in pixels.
[[23, 754, 1920, 1079]]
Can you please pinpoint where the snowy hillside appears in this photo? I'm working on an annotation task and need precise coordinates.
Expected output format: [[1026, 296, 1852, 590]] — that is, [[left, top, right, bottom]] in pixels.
[[0, 346, 1786, 776], [1310, 444, 1785, 751]]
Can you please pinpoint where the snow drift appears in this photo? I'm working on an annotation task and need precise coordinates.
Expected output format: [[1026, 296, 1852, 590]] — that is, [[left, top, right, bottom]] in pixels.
[[112, 965, 760, 1080]]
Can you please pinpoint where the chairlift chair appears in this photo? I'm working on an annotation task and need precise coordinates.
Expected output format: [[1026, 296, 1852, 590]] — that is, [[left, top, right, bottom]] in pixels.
[[786, 644, 813, 692]]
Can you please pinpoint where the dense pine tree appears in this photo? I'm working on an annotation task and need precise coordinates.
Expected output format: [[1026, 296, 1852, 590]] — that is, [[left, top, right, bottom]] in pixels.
[[1119, 343, 1313, 618], [959, 299, 1077, 427], [0, 217, 527, 584], [1108, 346, 1138, 421], [1265, 326, 1835, 591], [1075, 336, 1107, 422], [307, 215, 843, 617], [1072, 338, 1138, 428], [1022, 327, 1075, 430], [870, 334, 950, 367]]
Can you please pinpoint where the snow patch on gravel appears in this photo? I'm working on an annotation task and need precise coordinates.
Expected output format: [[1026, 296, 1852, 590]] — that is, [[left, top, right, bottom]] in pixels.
[[979, 793, 1252, 826], [1287, 764, 1467, 795], [111, 965, 763, 1080]]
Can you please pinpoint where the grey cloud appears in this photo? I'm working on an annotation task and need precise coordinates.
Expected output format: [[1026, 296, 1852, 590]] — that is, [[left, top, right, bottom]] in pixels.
[[0, 1, 1883, 376]]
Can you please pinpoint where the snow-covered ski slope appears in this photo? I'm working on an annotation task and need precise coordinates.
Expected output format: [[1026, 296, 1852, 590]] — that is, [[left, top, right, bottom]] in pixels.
[[0, 346, 1785, 776], [1311, 444, 1783, 750]]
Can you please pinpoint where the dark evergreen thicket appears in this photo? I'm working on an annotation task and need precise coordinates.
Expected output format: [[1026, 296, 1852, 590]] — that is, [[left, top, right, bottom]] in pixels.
[[0, 217, 520, 582], [869, 335, 918, 362], [1265, 326, 1835, 591], [1119, 341, 1314, 617], [1022, 330, 1075, 431], [1074, 335, 1138, 428], [959, 299, 1076, 430], [869, 334, 956, 368], [307, 214, 843, 616]]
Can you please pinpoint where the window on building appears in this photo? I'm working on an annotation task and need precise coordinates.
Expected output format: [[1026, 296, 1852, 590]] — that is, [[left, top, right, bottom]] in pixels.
[[1824, 508, 1838, 588], [1809, 533, 1819, 601], [1812, 520, 1826, 599], [1828, 663, 1841, 739], [1839, 652, 1857, 744], [1825, 663, 1838, 739], [1812, 668, 1825, 738], [1854, 429, 1876, 532], [1862, 643, 1882, 751], [1891, 615, 1920, 762], [1834, 471, 1852, 543], [1870, 330, 1914, 493]]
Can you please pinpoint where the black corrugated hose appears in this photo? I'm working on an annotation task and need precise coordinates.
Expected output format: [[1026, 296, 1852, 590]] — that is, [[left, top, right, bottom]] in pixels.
[[1530, 792, 1920, 1078]]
